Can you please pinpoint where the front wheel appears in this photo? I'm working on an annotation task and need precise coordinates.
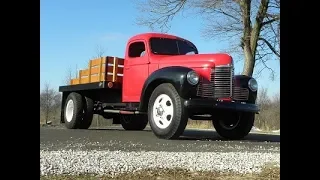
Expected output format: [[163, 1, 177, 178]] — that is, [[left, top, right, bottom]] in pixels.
[[148, 83, 188, 140], [212, 112, 255, 140]]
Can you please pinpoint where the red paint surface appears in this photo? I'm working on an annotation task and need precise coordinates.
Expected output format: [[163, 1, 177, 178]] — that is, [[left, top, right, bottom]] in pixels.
[[122, 33, 233, 102]]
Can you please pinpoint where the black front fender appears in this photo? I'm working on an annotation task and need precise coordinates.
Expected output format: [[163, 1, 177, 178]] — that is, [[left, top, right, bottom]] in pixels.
[[234, 75, 258, 103], [139, 66, 198, 111]]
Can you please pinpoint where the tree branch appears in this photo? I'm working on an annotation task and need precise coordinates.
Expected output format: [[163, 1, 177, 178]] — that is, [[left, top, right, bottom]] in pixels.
[[259, 37, 280, 58], [262, 15, 280, 26]]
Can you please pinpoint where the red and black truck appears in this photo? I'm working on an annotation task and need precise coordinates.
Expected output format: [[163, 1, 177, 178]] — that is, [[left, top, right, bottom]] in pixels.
[[58, 32, 259, 140]]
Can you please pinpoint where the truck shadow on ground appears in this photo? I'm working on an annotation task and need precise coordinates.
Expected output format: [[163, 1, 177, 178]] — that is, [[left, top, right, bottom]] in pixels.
[[88, 127, 280, 143], [179, 129, 280, 142]]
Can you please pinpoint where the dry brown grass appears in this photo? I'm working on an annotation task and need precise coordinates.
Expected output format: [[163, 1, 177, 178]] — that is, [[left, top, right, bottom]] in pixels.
[[40, 164, 280, 180], [187, 120, 213, 129], [254, 88, 280, 131]]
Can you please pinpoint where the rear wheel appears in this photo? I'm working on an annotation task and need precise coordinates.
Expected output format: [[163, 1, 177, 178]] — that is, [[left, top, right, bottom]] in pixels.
[[64, 92, 84, 129], [148, 83, 188, 139], [119, 115, 148, 130], [78, 96, 94, 129], [212, 112, 255, 140]]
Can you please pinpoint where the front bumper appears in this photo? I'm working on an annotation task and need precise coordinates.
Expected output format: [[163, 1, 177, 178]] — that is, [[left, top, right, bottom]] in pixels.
[[184, 98, 260, 114]]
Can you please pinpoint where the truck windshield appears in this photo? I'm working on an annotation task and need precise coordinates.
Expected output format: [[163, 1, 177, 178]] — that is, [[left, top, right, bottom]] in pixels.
[[150, 38, 198, 55]]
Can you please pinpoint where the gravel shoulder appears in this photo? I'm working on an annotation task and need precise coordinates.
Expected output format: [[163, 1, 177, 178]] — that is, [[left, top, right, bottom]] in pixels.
[[40, 127, 280, 177], [40, 150, 279, 177]]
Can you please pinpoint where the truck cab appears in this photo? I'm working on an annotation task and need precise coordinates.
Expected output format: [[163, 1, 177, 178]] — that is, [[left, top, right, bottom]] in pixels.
[[59, 32, 259, 140], [122, 33, 199, 102]]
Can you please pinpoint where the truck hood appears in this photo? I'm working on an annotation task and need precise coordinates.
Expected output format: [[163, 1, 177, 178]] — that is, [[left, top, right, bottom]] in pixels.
[[158, 53, 233, 69]]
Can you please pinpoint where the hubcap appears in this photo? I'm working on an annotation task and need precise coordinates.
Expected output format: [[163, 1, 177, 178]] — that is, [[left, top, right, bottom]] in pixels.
[[152, 94, 174, 129], [65, 99, 74, 122]]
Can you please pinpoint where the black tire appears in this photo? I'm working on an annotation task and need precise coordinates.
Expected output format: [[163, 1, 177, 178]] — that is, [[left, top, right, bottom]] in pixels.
[[64, 92, 84, 129], [212, 112, 255, 140], [148, 83, 188, 139], [78, 96, 94, 129], [120, 115, 148, 130]]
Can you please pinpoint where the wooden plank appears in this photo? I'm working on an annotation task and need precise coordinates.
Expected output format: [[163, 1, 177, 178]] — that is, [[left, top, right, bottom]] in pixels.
[[117, 58, 125, 65], [113, 56, 118, 82], [71, 79, 79, 85], [80, 69, 89, 77], [79, 70, 82, 84], [98, 57, 104, 81], [91, 66, 105, 74], [91, 58, 106, 66], [90, 73, 106, 82], [88, 60, 92, 82], [106, 66, 114, 73], [106, 75, 113, 81], [80, 77, 89, 84], [101, 73, 106, 81], [117, 67, 123, 74], [106, 64, 124, 74], [90, 75, 100, 83], [69, 56, 124, 86]]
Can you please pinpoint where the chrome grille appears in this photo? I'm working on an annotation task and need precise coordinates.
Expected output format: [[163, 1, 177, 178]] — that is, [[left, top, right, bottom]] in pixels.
[[233, 87, 249, 101], [196, 79, 214, 97], [212, 65, 233, 98], [196, 65, 250, 101], [196, 65, 233, 99]]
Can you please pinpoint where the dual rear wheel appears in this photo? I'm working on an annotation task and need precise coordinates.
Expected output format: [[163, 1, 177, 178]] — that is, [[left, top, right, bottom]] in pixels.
[[64, 92, 93, 129], [63, 92, 148, 130]]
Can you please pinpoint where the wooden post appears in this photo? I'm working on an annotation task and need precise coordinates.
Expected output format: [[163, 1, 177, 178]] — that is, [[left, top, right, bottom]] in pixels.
[[112, 56, 118, 82], [88, 60, 92, 83], [98, 57, 103, 81], [79, 70, 82, 84]]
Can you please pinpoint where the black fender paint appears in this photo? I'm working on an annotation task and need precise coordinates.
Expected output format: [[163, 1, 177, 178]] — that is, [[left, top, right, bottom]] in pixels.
[[234, 75, 258, 103], [139, 66, 198, 111]]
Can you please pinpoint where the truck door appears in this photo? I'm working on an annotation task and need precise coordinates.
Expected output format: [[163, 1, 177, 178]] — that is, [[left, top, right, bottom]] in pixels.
[[122, 40, 149, 102]]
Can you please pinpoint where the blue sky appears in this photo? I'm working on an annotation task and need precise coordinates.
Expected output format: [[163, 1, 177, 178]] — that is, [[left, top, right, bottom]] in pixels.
[[40, 0, 280, 96]]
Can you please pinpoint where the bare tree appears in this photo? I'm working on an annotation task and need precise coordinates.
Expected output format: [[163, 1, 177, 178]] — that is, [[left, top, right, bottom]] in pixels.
[[64, 67, 73, 85], [134, 0, 280, 78], [40, 82, 61, 124], [64, 44, 107, 85], [92, 44, 106, 59]]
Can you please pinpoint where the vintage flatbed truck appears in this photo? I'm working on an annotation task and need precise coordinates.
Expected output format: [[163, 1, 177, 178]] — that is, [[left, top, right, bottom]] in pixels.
[[58, 32, 259, 140]]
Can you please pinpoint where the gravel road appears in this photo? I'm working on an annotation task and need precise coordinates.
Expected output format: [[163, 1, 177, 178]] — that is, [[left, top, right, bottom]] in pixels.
[[40, 127, 280, 177]]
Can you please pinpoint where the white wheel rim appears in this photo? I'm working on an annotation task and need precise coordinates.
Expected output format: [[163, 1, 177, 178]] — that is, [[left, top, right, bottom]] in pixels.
[[65, 99, 74, 122], [152, 94, 174, 129]]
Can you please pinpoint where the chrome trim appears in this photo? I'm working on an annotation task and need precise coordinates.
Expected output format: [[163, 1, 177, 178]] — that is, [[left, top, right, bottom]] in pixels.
[[232, 87, 249, 101], [196, 63, 249, 101]]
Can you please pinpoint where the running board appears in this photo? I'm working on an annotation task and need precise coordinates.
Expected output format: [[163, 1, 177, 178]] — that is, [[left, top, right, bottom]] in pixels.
[[103, 109, 146, 115], [189, 115, 212, 120]]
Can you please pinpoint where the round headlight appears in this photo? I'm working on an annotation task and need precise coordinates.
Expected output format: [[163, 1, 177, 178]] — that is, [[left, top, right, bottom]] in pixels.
[[248, 78, 258, 91], [187, 71, 199, 85]]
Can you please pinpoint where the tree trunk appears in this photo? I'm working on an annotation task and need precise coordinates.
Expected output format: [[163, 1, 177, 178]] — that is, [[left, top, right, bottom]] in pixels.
[[45, 106, 49, 124], [242, 46, 255, 76], [241, 0, 269, 77], [240, 0, 254, 77]]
